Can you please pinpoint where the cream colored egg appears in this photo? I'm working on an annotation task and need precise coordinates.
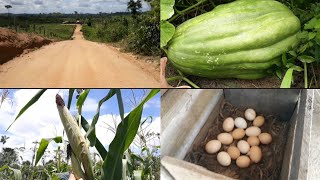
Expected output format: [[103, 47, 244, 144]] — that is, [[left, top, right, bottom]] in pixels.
[[253, 116, 265, 127], [217, 151, 231, 166], [248, 146, 262, 163], [223, 117, 234, 132], [245, 126, 261, 136], [205, 140, 221, 154], [237, 140, 250, 154], [227, 146, 240, 160], [234, 117, 247, 129], [232, 128, 245, 140], [236, 155, 251, 168], [247, 136, 260, 146], [259, 133, 272, 144], [245, 108, 256, 121], [217, 133, 233, 145]]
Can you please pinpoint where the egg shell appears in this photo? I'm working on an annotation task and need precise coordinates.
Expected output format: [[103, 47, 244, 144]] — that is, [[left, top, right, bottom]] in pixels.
[[253, 116, 265, 127], [249, 146, 262, 163], [223, 117, 234, 132], [236, 155, 251, 168], [232, 128, 245, 140], [205, 140, 221, 154], [237, 140, 250, 154], [259, 133, 272, 144], [234, 117, 247, 129], [247, 136, 260, 146], [245, 126, 261, 136], [227, 146, 240, 160], [217, 151, 231, 166], [217, 133, 233, 145], [245, 108, 256, 121]]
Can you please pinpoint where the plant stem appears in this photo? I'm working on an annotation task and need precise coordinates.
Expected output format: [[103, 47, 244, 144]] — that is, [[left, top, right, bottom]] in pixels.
[[182, 77, 200, 88], [169, 0, 209, 22], [303, 62, 308, 88], [311, 63, 318, 87], [166, 76, 183, 82]]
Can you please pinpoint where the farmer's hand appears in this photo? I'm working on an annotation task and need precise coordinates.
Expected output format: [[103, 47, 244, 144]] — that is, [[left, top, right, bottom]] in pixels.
[[69, 173, 83, 180], [160, 57, 191, 88]]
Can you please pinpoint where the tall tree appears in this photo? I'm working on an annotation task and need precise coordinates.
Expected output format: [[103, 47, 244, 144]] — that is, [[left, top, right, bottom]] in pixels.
[[127, 0, 142, 18], [0, 135, 9, 148], [4, 5, 12, 17]]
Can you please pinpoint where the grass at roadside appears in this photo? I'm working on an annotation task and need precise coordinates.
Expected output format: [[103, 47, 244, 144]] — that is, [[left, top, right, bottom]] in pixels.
[[26, 24, 76, 40]]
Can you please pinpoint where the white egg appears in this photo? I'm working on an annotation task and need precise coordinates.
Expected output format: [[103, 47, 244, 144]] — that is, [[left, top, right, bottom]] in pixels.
[[223, 117, 234, 132], [237, 140, 250, 154], [205, 140, 221, 154], [217, 151, 231, 166], [217, 133, 233, 145], [245, 108, 256, 121], [245, 126, 261, 136], [234, 117, 247, 129]]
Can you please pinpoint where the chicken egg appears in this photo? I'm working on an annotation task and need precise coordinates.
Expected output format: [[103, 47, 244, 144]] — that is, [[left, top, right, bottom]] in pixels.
[[231, 128, 245, 140], [247, 136, 260, 146], [223, 117, 234, 132], [237, 140, 250, 154], [245, 126, 261, 137], [217, 133, 233, 145], [205, 140, 221, 154], [236, 155, 251, 168], [217, 151, 231, 166], [248, 146, 262, 163], [259, 133, 272, 144], [227, 146, 240, 160], [245, 108, 256, 121], [253, 116, 265, 127], [234, 117, 247, 129]]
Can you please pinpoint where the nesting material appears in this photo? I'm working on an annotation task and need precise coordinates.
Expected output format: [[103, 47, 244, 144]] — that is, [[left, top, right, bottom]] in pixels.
[[184, 100, 290, 179]]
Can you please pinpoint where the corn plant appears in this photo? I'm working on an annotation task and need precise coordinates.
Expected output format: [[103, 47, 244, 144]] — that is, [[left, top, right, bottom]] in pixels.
[[6, 89, 159, 180]]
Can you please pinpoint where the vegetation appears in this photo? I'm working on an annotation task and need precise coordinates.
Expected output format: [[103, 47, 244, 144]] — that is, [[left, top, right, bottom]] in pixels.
[[0, 89, 160, 180], [82, 0, 160, 56], [161, 0, 320, 88]]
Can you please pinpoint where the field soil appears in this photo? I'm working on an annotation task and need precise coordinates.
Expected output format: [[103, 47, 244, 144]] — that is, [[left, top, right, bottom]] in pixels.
[[0, 27, 52, 64], [0, 25, 159, 87]]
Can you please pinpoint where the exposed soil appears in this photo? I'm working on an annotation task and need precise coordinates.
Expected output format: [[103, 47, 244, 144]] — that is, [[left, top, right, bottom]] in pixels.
[[0, 25, 159, 87], [184, 100, 290, 180], [0, 27, 52, 64]]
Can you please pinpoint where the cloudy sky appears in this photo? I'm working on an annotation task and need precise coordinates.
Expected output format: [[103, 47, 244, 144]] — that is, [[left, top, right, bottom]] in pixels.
[[0, 0, 151, 14], [0, 89, 160, 165]]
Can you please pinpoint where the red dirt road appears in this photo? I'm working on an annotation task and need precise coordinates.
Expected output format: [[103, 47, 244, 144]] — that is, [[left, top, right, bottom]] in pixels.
[[0, 25, 159, 87]]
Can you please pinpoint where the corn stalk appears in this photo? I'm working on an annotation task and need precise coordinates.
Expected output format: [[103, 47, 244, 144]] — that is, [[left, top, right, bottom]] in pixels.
[[56, 94, 94, 180]]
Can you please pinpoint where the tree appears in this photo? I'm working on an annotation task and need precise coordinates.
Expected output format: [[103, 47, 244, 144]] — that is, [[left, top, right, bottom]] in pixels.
[[0, 147, 18, 167], [127, 0, 142, 18], [5, 5, 12, 17], [0, 136, 9, 148]]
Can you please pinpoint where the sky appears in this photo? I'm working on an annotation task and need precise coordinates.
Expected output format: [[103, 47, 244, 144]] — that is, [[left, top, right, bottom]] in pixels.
[[0, 0, 151, 14], [0, 89, 160, 165]]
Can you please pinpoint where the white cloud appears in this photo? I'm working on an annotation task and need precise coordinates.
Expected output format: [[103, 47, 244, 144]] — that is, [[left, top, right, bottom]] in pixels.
[[0, 0, 151, 14]]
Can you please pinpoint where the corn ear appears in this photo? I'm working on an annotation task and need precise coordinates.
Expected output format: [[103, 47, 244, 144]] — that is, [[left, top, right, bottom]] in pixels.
[[56, 94, 94, 180]]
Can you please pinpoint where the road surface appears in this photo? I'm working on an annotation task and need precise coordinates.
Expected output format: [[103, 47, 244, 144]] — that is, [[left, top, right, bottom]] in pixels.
[[0, 25, 159, 87]]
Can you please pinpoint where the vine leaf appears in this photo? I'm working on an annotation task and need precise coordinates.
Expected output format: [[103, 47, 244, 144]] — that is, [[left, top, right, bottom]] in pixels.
[[160, 21, 175, 48], [161, 0, 175, 21]]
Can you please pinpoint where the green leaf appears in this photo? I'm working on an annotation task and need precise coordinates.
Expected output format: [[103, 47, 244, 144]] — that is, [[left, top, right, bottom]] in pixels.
[[86, 89, 116, 147], [115, 89, 124, 121], [76, 89, 90, 110], [286, 63, 304, 72], [7, 89, 46, 131], [276, 69, 282, 79], [280, 68, 294, 88], [81, 116, 108, 159], [315, 19, 320, 29], [305, 17, 317, 30], [160, 0, 175, 20], [288, 51, 297, 57], [298, 55, 316, 63], [160, 21, 175, 48], [35, 136, 62, 166], [101, 89, 159, 180], [298, 43, 309, 53], [67, 89, 75, 109], [297, 31, 308, 39], [0, 165, 22, 180], [309, 32, 317, 40], [281, 53, 287, 65]]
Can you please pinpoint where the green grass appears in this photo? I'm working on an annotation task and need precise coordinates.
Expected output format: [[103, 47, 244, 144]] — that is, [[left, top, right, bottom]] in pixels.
[[26, 24, 76, 40]]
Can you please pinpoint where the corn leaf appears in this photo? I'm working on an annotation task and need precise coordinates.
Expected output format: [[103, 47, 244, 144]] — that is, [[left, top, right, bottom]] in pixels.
[[81, 116, 108, 159], [101, 89, 159, 180], [7, 89, 46, 131], [86, 89, 116, 147], [115, 89, 124, 121], [35, 136, 62, 166], [67, 89, 75, 109], [0, 165, 22, 180]]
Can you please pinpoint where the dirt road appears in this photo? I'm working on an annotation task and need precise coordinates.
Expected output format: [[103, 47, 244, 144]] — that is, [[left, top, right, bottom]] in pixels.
[[0, 25, 159, 87]]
